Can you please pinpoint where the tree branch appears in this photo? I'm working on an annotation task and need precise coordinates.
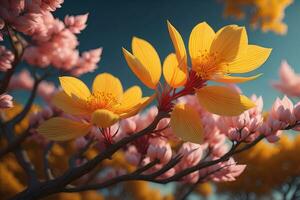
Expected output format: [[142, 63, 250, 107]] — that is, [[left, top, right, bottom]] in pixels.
[[0, 128, 31, 158]]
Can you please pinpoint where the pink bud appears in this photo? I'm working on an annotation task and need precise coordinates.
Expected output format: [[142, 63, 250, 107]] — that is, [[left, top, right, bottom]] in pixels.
[[177, 142, 203, 169], [65, 13, 89, 34], [0, 45, 14, 72], [125, 146, 141, 166], [0, 94, 13, 109], [120, 118, 137, 134], [147, 138, 172, 164], [272, 61, 300, 97], [294, 102, 300, 120]]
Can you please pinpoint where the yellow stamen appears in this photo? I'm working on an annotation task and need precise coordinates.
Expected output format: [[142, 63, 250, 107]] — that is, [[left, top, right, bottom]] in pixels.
[[86, 91, 119, 110], [193, 50, 228, 79]]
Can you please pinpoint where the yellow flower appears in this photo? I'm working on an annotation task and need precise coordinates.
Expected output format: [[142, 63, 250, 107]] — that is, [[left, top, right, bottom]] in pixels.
[[122, 35, 187, 89], [122, 21, 271, 144], [38, 73, 153, 141], [171, 21, 271, 143]]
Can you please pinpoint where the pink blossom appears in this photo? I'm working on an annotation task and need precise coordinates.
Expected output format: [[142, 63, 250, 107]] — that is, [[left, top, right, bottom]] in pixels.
[[29, 106, 54, 126], [294, 102, 300, 120], [209, 158, 246, 182], [0, 45, 14, 72], [23, 46, 51, 67], [74, 137, 88, 149], [125, 145, 141, 166], [272, 60, 300, 97], [64, 13, 88, 34], [37, 81, 56, 102], [8, 70, 34, 91], [270, 96, 295, 124], [176, 142, 203, 170], [219, 95, 264, 143], [120, 117, 137, 134], [40, 0, 64, 12], [0, 18, 4, 41], [147, 138, 172, 164], [71, 48, 102, 76], [0, 94, 13, 109]]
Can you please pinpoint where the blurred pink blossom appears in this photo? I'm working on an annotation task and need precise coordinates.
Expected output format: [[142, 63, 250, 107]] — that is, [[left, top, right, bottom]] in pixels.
[[0, 18, 4, 41], [272, 60, 300, 97], [270, 96, 295, 124], [125, 145, 141, 166], [0, 94, 13, 109], [0, 45, 14, 72], [9, 70, 34, 90], [71, 48, 102, 76], [64, 13, 88, 34], [147, 138, 172, 164], [8, 69, 57, 102]]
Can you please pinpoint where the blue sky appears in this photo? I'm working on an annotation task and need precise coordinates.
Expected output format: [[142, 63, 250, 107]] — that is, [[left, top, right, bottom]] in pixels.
[[38, 0, 300, 108]]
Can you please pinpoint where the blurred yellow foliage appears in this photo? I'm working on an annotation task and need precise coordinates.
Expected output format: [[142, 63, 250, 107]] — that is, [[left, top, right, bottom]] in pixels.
[[217, 134, 300, 196], [0, 103, 173, 200], [222, 0, 293, 35], [195, 182, 213, 197]]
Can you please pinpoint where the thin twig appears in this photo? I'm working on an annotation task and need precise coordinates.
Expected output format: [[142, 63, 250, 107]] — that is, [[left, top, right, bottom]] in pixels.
[[43, 142, 54, 180], [7, 72, 49, 125], [69, 137, 94, 168], [0, 128, 31, 158], [1, 124, 38, 185]]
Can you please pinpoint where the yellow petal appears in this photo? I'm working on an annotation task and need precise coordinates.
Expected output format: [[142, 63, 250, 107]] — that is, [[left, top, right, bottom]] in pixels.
[[59, 76, 90, 100], [122, 47, 158, 89], [213, 73, 262, 83], [210, 25, 248, 63], [117, 86, 142, 111], [91, 109, 119, 128], [170, 103, 203, 144], [163, 53, 187, 88], [37, 117, 91, 141], [167, 21, 187, 65], [52, 91, 90, 115], [189, 22, 215, 60], [119, 94, 156, 118], [196, 86, 255, 116], [92, 73, 123, 100], [226, 45, 272, 73], [132, 37, 161, 87]]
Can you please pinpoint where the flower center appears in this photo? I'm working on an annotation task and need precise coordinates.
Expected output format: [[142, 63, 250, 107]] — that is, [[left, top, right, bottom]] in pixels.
[[193, 50, 227, 79], [86, 91, 119, 111]]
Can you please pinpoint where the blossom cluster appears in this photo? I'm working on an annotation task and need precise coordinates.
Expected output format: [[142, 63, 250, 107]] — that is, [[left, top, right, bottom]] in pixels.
[[0, 0, 102, 76], [221, 0, 293, 35], [0, 1, 300, 199]]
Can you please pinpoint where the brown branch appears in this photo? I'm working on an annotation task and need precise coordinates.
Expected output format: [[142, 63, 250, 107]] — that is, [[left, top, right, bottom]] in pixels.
[[178, 163, 235, 200], [7, 72, 49, 125], [9, 118, 300, 200], [43, 142, 54, 181], [69, 137, 94, 168], [1, 124, 38, 185], [9, 111, 168, 200], [0, 128, 31, 158]]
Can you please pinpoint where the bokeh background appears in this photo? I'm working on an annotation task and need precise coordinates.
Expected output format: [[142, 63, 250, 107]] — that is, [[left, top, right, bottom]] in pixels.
[[45, 0, 300, 109], [4, 1, 299, 200]]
